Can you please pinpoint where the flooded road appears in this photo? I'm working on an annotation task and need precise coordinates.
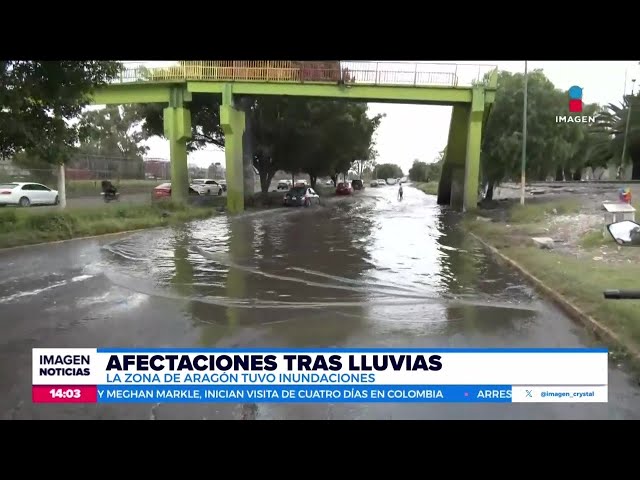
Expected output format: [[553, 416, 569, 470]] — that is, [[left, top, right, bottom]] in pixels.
[[1, 184, 639, 419]]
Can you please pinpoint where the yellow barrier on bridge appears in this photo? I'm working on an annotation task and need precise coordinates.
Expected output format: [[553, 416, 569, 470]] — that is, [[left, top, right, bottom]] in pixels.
[[116, 61, 498, 88]]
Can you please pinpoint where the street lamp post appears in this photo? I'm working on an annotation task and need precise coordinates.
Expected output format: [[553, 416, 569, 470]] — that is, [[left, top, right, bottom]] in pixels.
[[621, 78, 636, 172], [521, 60, 528, 205]]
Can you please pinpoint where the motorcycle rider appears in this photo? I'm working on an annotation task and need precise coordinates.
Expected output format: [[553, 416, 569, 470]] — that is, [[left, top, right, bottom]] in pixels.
[[101, 180, 118, 198]]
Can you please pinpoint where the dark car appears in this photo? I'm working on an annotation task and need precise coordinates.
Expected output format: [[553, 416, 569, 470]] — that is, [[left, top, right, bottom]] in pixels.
[[351, 179, 364, 190], [283, 186, 321, 207], [336, 182, 353, 195]]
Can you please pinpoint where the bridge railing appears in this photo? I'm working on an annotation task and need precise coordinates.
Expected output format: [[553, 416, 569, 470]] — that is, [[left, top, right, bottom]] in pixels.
[[112, 61, 498, 88]]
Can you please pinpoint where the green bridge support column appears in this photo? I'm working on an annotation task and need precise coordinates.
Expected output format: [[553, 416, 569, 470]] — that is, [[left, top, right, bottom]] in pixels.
[[220, 85, 246, 214], [163, 88, 192, 204], [437, 105, 469, 210], [238, 97, 255, 202], [463, 87, 485, 212]]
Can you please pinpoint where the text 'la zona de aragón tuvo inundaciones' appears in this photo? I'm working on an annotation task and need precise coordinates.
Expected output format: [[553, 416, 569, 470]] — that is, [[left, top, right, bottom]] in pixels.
[[37, 353, 444, 378]]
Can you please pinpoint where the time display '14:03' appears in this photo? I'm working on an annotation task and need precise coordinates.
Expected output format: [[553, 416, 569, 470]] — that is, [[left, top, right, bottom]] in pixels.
[[50, 388, 81, 399], [32, 385, 98, 403]]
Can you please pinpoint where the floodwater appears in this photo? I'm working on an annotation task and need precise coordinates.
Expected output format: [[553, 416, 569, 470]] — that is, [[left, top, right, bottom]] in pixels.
[[1, 184, 639, 419]]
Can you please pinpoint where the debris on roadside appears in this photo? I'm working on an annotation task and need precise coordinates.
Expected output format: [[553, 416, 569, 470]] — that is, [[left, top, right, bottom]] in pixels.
[[531, 237, 555, 249]]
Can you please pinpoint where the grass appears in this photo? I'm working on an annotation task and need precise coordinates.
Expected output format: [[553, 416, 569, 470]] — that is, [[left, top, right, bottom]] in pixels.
[[467, 198, 640, 364], [65, 179, 165, 198], [580, 229, 610, 249], [508, 198, 582, 223], [0, 201, 216, 249], [414, 182, 439, 196], [504, 246, 640, 358]]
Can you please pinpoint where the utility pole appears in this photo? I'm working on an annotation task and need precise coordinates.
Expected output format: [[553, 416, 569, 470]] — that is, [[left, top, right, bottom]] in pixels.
[[621, 78, 636, 173], [520, 60, 528, 206]]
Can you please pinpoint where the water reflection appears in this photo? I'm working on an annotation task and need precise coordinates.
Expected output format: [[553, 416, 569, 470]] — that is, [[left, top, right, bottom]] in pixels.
[[435, 210, 538, 337], [225, 217, 251, 329], [171, 229, 195, 297], [98, 186, 543, 351]]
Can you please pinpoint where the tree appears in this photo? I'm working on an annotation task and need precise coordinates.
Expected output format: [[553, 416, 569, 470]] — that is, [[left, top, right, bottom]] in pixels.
[[480, 69, 599, 200], [409, 159, 428, 182], [1, 61, 122, 207], [375, 163, 403, 179], [298, 101, 383, 188], [588, 93, 640, 179], [427, 152, 444, 182], [78, 106, 149, 160], [250, 96, 312, 192], [125, 93, 224, 152], [126, 95, 383, 192], [1, 61, 122, 159], [409, 156, 443, 183]]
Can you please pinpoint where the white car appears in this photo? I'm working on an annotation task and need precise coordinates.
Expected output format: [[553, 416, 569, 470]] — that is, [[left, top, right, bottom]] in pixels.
[[190, 179, 223, 196], [277, 180, 291, 190], [0, 182, 59, 207]]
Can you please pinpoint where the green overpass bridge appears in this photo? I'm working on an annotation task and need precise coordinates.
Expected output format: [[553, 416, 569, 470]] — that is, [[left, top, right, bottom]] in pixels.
[[91, 61, 498, 213]]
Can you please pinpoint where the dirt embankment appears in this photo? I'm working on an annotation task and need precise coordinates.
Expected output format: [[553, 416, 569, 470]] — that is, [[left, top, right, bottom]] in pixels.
[[482, 182, 640, 264]]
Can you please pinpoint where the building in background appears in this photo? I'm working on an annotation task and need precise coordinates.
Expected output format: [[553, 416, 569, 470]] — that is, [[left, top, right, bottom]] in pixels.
[[144, 159, 170, 179]]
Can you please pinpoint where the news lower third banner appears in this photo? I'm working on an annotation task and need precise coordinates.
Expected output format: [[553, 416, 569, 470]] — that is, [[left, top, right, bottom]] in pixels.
[[31, 348, 609, 404]]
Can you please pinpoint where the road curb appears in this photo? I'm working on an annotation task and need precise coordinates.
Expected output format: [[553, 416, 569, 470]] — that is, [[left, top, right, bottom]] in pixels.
[[0, 227, 162, 252], [470, 232, 640, 366]]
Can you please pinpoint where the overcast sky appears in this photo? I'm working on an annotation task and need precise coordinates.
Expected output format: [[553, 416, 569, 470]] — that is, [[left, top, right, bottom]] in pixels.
[[138, 61, 640, 175]]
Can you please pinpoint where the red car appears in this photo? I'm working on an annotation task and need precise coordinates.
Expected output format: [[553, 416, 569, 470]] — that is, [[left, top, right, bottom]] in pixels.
[[153, 183, 200, 200], [336, 182, 353, 195]]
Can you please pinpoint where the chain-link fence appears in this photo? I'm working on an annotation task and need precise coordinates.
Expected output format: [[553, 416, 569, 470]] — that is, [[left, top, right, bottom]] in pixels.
[[0, 155, 173, 198]]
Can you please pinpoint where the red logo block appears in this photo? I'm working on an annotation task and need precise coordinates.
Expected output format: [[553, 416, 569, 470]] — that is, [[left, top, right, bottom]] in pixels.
[[569, 100, 583, 113]]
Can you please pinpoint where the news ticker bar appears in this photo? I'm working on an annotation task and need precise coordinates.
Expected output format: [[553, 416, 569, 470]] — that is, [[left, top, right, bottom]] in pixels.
[[32, 385, 608, 404]]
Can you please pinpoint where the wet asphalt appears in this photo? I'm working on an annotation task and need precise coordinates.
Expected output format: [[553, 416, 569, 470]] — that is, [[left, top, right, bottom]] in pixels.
[[1, 184, 639, 419]]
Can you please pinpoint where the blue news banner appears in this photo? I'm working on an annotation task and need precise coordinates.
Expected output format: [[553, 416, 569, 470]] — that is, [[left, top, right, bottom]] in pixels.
[[98, 384, 514, 403], [35, 347, 607, 404]]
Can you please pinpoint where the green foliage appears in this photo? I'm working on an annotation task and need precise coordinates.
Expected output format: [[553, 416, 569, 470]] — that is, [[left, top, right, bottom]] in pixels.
[[126, 93, 224, 152], [508, 199, 581, 223], [480, 68, 640, 185], [588, 94, 640, 178], [0, 203, 215, 249], [481, 70, 601, 188], [124, 95, 383, 191], [0, 61, 122, 162], [409, 154, 443, 183], [414, 182, 439, 195], [374, 163, 403, 179], [78, 105, 149, 159]]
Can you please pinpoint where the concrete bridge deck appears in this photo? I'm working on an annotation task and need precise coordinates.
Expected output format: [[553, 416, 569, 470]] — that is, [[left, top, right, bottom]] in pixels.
[[91, 61, 499, 213]]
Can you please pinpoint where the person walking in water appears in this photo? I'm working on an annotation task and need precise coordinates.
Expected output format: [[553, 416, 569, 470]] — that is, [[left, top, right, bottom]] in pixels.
[[398, 183, 403, 201]]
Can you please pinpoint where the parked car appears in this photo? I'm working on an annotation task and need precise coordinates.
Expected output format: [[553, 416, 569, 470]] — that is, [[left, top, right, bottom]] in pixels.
[[370, 180, 379, 187], [351, 179, 364, 190], [191, 179, 223, 195], [377, 179, 386, 186], [336, 182, 353, 195], [153, 183, 200, 200], [0, 182, 59, 207], [325, 179, 334, 186], [283, 186, 321, 207], [218, 180, 227, 192], [277, 180, 291, 190]]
